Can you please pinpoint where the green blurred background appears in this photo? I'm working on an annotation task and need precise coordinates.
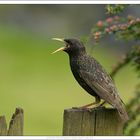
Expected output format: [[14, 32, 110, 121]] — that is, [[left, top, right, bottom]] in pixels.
[[0, 5, 140, 135]]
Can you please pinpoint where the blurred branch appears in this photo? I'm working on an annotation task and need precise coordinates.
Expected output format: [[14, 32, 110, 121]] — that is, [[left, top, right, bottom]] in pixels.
[[110, 45, 140, 78], [110, 53, 131, 78]]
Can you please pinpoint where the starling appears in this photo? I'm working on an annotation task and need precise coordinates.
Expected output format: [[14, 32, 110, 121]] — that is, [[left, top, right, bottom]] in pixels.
[[52, 38, 129, 122]]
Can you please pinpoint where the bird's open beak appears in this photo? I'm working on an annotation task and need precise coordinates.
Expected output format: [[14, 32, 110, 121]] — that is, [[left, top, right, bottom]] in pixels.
[[51, 38, 66, 54]]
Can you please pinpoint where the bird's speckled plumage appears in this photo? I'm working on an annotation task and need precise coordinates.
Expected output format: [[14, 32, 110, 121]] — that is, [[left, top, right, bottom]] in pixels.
[[56, 38, 129, 122]]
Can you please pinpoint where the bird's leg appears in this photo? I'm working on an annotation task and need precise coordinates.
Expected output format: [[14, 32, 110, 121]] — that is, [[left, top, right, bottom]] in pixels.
[[99, 101, 106, 107], [88, 100, 106, 112], [73, 96, 101, 110], [79, 102, 97, 108], [88, 96, 101, 108]]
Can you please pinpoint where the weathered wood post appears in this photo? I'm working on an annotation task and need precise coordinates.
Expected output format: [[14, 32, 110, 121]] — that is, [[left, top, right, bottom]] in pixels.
[[8, 107, 24, 136], [63, 107, 125, 136], [0, 116, 7, 135], [0, 107, 24, 136]]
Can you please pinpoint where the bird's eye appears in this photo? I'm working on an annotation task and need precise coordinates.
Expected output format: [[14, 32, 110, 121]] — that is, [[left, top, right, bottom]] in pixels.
[[66, 44, 70, 48], [67, 40, 72, 45]]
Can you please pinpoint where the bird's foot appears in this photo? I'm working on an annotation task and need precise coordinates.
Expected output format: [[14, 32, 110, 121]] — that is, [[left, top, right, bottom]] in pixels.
[[72, 107, 95, 112], [72, 107, 79, 109], [88, 106, 106, 112], [72, 106, 91, 111], [72, 101, 106, 112]]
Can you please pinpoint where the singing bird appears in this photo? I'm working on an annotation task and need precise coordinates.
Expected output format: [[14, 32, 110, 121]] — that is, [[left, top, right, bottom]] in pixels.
[[52, 38, 129, 122]]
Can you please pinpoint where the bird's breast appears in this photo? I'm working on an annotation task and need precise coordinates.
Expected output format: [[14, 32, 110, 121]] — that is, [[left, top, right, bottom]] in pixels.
[[69, 56, 83, 80], [69, 56, 97, 97]]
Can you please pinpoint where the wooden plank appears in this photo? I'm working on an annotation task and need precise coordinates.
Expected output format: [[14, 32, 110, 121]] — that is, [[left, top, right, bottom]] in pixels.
[[81, 110, 96, 135], [95, 108, 123, 135], [8, 107, 24, 136], [0, 116, 7, 135], [63, 107, 124, 136], [63, 109, 83, 135]]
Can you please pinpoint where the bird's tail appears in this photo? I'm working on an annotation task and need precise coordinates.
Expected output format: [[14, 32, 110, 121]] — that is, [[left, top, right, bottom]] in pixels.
[[116, 100, 129, 123]]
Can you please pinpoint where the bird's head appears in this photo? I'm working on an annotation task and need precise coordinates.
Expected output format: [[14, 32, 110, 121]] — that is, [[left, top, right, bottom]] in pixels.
[[52, 38, 86, 55]]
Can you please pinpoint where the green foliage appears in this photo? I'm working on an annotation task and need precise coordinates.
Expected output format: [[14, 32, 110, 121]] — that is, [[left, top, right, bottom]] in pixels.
[[124, 87, 140, 135], [91, 15, 140, 42], [106, 4, 128, 14]]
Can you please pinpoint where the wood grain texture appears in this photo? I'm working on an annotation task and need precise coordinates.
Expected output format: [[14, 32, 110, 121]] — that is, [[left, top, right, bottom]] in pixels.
[[8, 107, 24, 136], [63, 107, 124, 136], [0, 116, 7, 135]]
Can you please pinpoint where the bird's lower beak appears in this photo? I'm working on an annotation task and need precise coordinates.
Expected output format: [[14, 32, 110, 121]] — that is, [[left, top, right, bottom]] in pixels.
[[51, 38, 66, 54], [51, 47, 66, 54]]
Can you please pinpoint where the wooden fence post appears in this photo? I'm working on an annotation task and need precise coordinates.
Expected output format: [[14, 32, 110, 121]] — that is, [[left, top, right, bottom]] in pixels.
[[0, 107, 24, 136], [63, 107, 124, 136], [0, 116, 7, 135], [8, 107, 24, 136]]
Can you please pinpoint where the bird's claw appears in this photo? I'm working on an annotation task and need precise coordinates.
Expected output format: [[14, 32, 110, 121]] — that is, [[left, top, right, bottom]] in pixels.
[[72, 105, 105, 112], [90, 106, 106, 111], [72, 107, 93, 112], [72, 107, 79, 109]]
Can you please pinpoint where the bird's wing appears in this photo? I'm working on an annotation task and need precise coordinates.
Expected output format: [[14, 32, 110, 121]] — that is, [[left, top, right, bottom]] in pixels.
[[79, 69, 121, 107]]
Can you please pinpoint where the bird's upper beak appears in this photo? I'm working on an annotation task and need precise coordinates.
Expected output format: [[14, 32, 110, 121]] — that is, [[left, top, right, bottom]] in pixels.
[[51, 38, 67, 54]]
